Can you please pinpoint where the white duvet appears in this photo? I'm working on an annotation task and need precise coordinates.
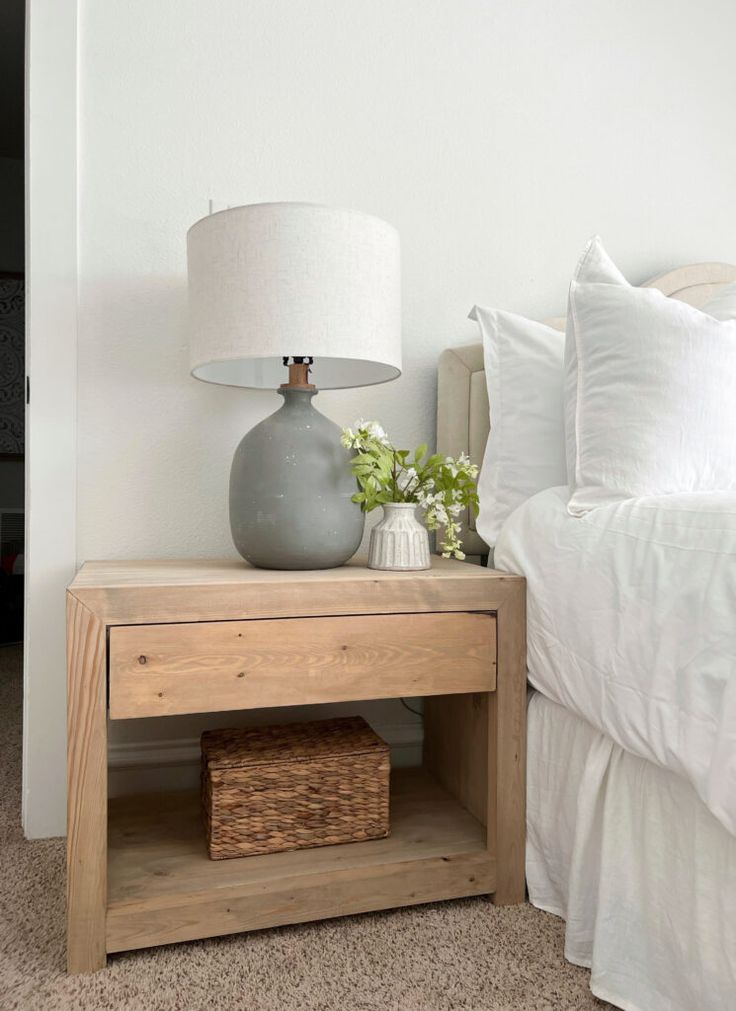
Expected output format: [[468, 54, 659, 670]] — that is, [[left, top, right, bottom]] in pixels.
[[494, 486, 736, 836]]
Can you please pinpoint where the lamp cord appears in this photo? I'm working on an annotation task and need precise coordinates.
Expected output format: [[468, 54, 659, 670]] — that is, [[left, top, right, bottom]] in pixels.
[[400, 697, 423, 718]]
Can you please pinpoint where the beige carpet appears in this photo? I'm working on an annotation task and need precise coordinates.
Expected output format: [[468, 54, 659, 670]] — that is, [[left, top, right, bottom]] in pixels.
[[0, 644, 610, 1011]]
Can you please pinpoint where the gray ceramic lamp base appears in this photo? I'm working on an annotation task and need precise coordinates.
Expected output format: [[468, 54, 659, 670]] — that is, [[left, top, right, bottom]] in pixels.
[[229, 388, 364, 570]]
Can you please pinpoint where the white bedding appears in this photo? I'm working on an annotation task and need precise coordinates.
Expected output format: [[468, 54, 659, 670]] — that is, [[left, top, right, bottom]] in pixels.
[[494, 486, 736, 835], [527, 691, 736, 1011]]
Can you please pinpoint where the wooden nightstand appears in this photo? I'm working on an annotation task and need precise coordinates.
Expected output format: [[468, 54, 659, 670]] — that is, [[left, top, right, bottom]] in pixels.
[[66, 557, 526, 973]]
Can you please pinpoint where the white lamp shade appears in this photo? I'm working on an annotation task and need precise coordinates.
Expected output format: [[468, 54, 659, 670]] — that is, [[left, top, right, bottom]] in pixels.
[[187, 202, 402, 389]]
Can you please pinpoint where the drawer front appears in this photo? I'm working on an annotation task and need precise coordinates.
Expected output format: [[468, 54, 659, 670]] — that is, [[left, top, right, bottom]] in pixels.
[[108, 612, 496, 719]]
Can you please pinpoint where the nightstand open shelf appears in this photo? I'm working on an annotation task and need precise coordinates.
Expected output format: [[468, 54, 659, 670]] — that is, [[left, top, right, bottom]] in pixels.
[[67, 557, 526, 972], [106, 766, 492, 953]]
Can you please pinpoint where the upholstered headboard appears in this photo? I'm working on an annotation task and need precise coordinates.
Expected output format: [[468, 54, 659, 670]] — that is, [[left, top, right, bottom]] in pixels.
[[437, 261, 736, 562]]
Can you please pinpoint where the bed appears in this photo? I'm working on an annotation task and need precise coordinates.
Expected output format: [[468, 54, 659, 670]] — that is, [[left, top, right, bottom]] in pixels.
[[437, 263, 736, 1011]]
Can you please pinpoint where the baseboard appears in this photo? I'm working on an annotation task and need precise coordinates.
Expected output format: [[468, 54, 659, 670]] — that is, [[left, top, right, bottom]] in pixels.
[[108, 721, 424, 797]]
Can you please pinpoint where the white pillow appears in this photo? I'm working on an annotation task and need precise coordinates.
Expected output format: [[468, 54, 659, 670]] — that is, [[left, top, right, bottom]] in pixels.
[[471, 305, 565, 546], [568, 281, 736, 514], [473, 239, 736, 538], [563, 236, 627, 485]]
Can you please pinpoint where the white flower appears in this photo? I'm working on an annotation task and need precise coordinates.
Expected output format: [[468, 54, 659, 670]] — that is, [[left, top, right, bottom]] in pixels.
[[370, 422, 389, 444], [397, 466, 417, 492], [354, 419, 389, 445]]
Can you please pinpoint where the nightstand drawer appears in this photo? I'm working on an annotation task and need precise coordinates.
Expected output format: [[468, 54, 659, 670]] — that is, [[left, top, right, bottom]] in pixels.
[[108, 611, 496, 718]]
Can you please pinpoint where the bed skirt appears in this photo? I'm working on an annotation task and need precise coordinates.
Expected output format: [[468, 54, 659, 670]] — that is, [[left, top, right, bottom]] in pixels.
[[527, 691, 736, 1011]]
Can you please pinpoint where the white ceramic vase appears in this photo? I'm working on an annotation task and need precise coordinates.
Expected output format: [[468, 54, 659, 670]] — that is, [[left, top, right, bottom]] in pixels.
[[368, 503, 431, 571]]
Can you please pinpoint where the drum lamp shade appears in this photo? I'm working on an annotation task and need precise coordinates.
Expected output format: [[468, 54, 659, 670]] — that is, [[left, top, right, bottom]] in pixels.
[[187, 202, 402, 389]]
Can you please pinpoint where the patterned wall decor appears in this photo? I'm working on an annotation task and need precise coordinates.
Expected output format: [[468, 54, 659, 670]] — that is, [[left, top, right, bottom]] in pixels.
[[0, 278, 25, 457]]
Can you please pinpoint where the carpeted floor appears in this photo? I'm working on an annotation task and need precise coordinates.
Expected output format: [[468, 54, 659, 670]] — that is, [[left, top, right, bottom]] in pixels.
[[0, 644, 610, 1011]]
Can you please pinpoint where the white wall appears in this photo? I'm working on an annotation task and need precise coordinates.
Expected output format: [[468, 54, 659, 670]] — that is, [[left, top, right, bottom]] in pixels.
[[32, 0, 736, 833], [76, 0, 736, 563], [24, 0, 78, 838]]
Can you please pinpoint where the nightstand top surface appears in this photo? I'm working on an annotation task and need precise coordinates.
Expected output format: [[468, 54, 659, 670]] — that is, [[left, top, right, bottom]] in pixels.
[[69, 555, 515, 592], [68, 555, 523, 625]]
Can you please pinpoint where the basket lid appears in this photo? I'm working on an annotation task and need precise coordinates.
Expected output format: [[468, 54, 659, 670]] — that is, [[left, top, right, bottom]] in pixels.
[[201, 715, 388, 771]]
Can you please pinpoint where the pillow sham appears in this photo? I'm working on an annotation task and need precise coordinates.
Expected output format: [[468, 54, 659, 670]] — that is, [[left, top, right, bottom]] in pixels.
[[471, 305, 565, 546], [568, 281, 736, 514], [473, 238, 736, 540], [565, 243, 736, 487], [563, 236, 627, 485]]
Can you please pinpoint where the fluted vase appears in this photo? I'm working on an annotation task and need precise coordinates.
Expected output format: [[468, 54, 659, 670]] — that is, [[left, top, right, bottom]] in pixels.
[[367, 503, 430, 571]]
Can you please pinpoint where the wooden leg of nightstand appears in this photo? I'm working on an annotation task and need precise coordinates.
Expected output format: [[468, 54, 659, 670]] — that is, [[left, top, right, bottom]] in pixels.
[[66, 594, 108, 973], [489, 586, 527, 905]]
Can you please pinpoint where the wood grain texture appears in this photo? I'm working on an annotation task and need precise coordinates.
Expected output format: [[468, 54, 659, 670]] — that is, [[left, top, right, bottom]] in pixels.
[[108, 852, 493, 954], [488, 584, 527, 905], [423, 692, 489, 826], [106, 768, 494, 953], [65, 556, 526, 970], [68, 556, 521, 625], [66, 592, 108, 973], [109, 612, 496, 718], [71, 555, 493, 591]]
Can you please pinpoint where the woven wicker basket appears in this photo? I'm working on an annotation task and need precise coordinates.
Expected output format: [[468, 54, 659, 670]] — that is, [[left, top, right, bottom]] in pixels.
[[201, 716, 390, 860]]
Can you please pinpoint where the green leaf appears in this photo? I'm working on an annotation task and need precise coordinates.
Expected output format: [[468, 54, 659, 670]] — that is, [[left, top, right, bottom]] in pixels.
[[414, 443, 428, 463]]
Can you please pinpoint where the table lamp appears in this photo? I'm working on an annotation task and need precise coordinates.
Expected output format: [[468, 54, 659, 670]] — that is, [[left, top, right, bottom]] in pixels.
[[187, 202, 402, 570]]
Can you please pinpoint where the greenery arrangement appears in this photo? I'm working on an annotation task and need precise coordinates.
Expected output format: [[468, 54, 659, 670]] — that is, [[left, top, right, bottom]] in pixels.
[[340, 420, 479, 560]]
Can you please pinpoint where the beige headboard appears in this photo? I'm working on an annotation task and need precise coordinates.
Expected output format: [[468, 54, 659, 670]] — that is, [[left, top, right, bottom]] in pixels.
[[437, 261, 736, 562]]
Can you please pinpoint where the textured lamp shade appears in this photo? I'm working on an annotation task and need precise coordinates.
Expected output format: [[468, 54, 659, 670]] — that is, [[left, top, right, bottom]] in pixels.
[[187, 202, 402, 388]]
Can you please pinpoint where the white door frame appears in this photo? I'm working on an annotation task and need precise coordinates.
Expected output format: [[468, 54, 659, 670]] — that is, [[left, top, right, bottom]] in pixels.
[[23, 0, 78, 838]]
